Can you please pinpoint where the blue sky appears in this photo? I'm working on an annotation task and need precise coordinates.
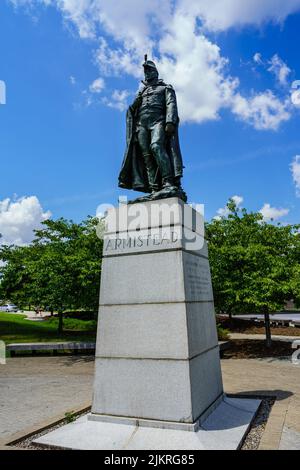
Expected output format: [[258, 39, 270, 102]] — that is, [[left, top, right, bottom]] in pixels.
[[1, 0, 300, 245]]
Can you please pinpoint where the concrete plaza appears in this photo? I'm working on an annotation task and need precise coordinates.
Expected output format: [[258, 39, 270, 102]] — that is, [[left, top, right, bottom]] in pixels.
[[0, 355, 299, 449]]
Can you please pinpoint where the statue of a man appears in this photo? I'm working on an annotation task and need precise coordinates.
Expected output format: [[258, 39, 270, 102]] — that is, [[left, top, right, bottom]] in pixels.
[[119, 57, 187, 203]]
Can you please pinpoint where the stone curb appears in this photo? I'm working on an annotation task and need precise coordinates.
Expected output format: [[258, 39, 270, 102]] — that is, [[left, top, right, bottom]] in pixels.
[[0, 402, 91, 450], [258, 399, 290, 450]]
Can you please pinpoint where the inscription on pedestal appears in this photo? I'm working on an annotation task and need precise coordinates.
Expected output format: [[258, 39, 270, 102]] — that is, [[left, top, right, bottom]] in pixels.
[[184, 256, 213, 301], [104, 229, 181, 255]]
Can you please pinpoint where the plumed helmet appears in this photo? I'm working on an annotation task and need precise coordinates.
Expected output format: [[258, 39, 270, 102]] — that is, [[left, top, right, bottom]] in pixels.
[[143, 55, 158, 73]]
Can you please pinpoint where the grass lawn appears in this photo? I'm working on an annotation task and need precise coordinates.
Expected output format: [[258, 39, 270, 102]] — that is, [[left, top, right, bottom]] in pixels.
[[0, 313, 97, 344]]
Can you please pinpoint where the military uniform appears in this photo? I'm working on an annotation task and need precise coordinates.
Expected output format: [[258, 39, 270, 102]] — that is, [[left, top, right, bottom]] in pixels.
[[132, 80, 179, 191], [119, 59, 186, 203]]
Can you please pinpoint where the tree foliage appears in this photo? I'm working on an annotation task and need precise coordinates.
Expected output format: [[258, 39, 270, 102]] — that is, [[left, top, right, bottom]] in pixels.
[[0, 217, 103, 331], [206, 200, 300, 346], [1, 203, 300, 344]]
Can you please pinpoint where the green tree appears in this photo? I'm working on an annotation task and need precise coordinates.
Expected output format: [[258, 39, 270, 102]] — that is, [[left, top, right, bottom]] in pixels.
[[0, 244, 34, 308], [0, 217, 103, 333], [206, 199, 298, 347], [289, 231, 300, 309]]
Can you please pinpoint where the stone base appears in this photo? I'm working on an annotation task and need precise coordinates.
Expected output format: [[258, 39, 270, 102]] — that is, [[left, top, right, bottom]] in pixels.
[[89, 393, 224, 432], [33, 396, 261, 450], [93, 198, 223, 424]]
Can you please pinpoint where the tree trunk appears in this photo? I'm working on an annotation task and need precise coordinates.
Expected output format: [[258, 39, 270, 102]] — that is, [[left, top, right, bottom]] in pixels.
[[58, 310, 63, 334], [264, 308, 272, 348]]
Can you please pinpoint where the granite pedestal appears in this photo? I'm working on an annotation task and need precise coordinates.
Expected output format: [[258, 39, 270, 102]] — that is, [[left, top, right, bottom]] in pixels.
[[34, 198, 260, 449]]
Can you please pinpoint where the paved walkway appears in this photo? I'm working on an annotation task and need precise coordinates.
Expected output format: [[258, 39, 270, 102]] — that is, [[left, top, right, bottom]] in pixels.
[[234, 313, 300, 324], [0, 356, 299, 449], [0, 356, 94, 442], [222, 358, 300, 449], [230, 333, 300, 343], [14, 310, 50, 322]]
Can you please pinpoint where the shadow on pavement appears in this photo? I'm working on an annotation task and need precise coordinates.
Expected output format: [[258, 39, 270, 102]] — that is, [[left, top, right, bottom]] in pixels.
[[227, 390, 293, 401]]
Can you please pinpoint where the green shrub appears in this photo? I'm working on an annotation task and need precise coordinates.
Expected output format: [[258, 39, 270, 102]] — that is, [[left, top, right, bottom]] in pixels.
[[217, 324, 230, 341], [46, 316, 97, 331], [64, 411, 76, 423]]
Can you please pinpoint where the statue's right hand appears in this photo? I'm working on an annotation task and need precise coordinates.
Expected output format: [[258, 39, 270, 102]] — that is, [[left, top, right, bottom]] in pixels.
[[165, 123, 176, 136]]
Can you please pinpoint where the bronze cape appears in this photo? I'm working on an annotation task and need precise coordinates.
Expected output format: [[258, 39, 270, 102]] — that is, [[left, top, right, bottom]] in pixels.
[[118, 87, 184, 194]]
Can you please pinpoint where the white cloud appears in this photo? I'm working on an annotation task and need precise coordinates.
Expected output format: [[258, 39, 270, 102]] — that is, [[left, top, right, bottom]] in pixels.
[[102, 89, 131, 112], [89, 77, 105, 94], [178, 0, 300, 31], [215, 195, 244, 218], [0, 196, 51, 246], [89, 1, 171, 51], [70, 75, 76, 85], [10, 0, 300, 33], [8, 0, 299, 129], [157, 15, 239, 123], [260, 203, 289, 221], [216, 197, 290, 222], [252, 53, 291, 86], [253, 52, 263, 65], [291, 155, 300, 196], [231, 91, 291, 131], [268, 54, 291, 86], [94, 38, 141, 79], [81, 78, 106, 107]]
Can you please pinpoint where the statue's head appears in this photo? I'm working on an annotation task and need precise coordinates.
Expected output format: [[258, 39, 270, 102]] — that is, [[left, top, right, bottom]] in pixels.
[[143, 59, 159, 83]]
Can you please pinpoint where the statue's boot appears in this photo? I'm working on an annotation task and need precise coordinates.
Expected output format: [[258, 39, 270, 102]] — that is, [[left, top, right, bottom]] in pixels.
[[128, 193, 154, 204], [150, 189, 187, 202], [150, 179, 187, 202], [128, 185, 187, 204]]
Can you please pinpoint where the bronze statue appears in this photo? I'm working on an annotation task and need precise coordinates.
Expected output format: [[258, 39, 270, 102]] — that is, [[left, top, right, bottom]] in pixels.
[[119, 56, 187, 203]]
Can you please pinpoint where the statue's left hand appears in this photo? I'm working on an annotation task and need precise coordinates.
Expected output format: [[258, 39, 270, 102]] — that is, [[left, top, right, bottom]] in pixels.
[[165, 123, 175, 136]]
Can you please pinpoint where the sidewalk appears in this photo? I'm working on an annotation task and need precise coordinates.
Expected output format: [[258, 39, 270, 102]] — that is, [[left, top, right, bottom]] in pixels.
[[230, 333, 300, 343], [0, 356, 94, 442], [222, 358, 300, 449], [12, 310, 51, 322]]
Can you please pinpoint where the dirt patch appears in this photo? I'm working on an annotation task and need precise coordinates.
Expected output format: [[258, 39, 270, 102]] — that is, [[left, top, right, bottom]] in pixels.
[[217, 315, 300, 337], [223, 339, 293, 359]]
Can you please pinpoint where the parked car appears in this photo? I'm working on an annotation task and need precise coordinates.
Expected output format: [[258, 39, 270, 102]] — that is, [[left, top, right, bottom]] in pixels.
[[0, 304, 19, 312]]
